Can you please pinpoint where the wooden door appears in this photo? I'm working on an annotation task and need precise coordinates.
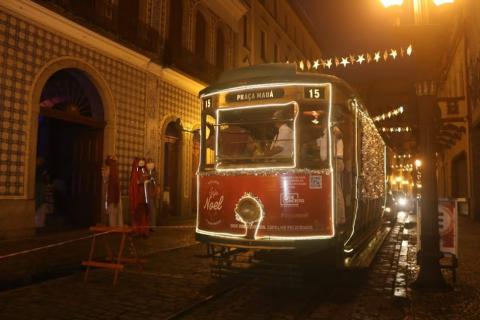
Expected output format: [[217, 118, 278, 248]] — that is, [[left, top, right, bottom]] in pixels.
[[164, 136, 179, 216], [71, 127, 104, 227]]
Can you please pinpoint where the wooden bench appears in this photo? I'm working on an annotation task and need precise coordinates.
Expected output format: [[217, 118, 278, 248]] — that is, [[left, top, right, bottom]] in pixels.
[[82, 226, 144, 286]]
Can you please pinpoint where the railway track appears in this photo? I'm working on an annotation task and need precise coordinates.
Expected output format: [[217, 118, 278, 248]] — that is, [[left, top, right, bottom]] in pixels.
[[163, 280, 248, 320]]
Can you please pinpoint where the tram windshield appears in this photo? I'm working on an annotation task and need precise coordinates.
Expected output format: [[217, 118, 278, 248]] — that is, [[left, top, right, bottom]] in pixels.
[[215, 104, 296, 169]]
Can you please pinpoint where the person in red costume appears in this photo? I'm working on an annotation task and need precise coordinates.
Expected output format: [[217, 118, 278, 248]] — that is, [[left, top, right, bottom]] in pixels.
[[129, 157, 149, 236]]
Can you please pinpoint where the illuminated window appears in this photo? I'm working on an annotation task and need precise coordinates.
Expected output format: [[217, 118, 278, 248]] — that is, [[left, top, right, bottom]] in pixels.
[[215, 104, 296, 169]]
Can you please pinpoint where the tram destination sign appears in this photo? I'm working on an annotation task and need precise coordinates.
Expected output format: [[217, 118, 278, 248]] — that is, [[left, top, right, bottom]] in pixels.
[[226, 88, 284, 103]]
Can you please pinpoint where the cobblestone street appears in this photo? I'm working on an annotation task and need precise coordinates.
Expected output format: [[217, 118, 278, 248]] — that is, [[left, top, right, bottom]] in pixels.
[[0, 215, 479, 319]]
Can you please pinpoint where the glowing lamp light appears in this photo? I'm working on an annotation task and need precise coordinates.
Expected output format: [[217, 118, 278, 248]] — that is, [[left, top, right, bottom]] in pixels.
[[415, 159, 422, 167], [380, 0, 404, 8], [433, 0, 454, 6], [398, 197, 408, 206]]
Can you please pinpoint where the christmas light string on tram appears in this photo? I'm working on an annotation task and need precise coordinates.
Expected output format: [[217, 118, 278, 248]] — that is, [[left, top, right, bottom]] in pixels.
[[197, 82, 336, 241]]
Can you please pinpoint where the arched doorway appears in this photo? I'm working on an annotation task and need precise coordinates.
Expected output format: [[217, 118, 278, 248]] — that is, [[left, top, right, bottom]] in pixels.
[[162, 121, 181, 217], [191, 129, 200, 216], [36, 68, 105, 230]]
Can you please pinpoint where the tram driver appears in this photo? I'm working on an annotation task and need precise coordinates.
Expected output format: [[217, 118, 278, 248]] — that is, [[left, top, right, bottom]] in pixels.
[[265, 110, 293, 158]]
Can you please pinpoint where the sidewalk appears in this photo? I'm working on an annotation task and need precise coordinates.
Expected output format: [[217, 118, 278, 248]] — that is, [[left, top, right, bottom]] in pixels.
[[0, 219, 197, 291], [405, 215, 480, 319]]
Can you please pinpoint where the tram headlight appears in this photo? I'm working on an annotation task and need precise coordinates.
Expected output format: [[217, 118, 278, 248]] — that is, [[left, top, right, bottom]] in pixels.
[[235, 193, 264, 224], [398, 197, 408, 207]]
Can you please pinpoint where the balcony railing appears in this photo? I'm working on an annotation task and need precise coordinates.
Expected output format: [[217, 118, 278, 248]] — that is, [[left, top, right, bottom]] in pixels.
[[34, 0, 223, 84]]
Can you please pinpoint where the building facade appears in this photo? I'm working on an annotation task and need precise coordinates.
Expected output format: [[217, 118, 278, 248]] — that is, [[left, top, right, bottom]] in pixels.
[[435, 0, 480, 220], [465, 0, 480, 221], [0, 0, 322, 238]]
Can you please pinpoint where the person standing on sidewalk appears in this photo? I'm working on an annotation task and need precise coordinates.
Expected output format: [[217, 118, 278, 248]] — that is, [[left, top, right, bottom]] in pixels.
[[102, 155, 123, 227], [129, 157, 149, 237], [146, 158, 159, 230]]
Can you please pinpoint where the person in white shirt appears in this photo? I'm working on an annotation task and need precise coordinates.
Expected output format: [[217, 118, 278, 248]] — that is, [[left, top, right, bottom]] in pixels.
[[266, 110, 293, 158]]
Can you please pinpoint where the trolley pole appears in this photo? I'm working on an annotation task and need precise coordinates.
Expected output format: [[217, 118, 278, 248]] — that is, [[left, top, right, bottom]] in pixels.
[[412, 82, 447, 289], [380, 0, 456, 290]]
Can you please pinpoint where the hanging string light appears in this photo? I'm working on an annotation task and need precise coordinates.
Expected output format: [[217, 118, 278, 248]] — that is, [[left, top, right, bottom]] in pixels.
[[393, 154, 412, 159], [380, 126, 412, 133], [297, 45, 413, 71], [373, 106, 405, 122]]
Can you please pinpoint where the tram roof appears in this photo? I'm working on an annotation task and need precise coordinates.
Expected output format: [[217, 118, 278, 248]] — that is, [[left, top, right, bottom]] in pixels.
[[200, 63, 361, 99]]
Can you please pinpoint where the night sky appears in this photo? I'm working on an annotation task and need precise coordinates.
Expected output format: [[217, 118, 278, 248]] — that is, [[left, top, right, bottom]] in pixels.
[[296, 0, 396, 56], [296, 0, 419, 150]]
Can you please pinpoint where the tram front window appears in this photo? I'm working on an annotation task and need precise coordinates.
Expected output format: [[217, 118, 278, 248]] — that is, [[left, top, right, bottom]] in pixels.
[[216, 105, 295, 169]]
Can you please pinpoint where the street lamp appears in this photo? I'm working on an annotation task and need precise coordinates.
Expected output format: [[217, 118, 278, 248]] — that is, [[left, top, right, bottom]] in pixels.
[[432, 0, 454, 5], [381, 0, 455, 290], [381, 0, 454, 7], [380, 0, 404, 7]]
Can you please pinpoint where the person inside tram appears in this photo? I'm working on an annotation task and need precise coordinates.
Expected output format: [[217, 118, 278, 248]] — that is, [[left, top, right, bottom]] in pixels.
[[265, 110, 293, 158], [206, 122, 256, 159]]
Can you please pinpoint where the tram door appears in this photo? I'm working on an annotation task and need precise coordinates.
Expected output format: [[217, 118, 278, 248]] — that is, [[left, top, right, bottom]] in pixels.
[[162, 122, 181, 217]]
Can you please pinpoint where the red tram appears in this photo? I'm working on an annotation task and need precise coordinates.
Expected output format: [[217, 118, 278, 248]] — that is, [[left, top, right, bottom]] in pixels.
[[196, 64, 389, 268]]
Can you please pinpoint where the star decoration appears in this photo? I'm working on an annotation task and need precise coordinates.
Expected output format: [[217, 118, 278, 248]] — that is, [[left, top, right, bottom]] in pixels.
[[340, 57, 350, 67], [407, 44, 413, 56], [320, 59, 327, 68], [325, 59, 333, 69], [296, 45, 413, 71], [357, 54, 366, 64], [383, 50, 389, 61], [390, 49, 398, 59]]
